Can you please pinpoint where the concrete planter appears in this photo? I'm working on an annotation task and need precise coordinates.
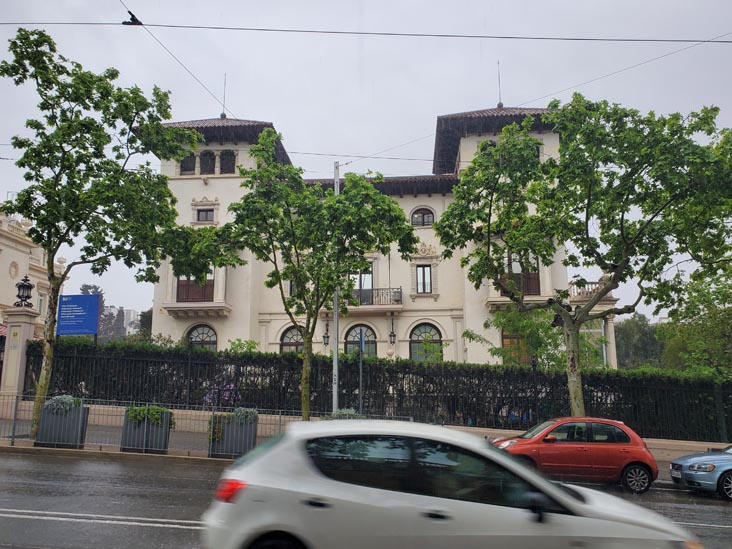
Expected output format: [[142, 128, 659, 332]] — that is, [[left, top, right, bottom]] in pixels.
[[208, 417, 258, 459], [35, 406, 89, 449], [120, 411, 172, 455]]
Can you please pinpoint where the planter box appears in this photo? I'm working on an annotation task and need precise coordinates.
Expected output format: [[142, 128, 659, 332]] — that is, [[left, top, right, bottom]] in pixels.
[[35, 406, 89, 449], [120, 411, 172, 455], [208, 417, 258, 459]]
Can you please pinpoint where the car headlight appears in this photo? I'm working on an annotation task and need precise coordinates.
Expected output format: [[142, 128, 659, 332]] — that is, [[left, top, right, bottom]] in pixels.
[[688, 464, 716, 472], [499, 440, 518, 449]]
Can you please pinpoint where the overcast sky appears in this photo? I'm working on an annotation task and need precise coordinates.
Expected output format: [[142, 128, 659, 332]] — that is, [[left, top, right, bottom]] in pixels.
[[2, 0, 731, 316]]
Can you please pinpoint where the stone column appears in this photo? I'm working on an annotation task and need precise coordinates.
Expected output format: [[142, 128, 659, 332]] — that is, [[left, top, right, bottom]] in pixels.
[[1, 307, 40, 397]]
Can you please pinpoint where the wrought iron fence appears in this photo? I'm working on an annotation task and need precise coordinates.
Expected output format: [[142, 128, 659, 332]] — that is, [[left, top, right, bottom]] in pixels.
[[22, 345, 732, 442]]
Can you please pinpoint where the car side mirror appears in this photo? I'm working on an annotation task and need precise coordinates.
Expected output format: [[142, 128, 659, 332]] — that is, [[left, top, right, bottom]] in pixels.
[[543, 435, 557, 443], [525, 492, 552, 523]]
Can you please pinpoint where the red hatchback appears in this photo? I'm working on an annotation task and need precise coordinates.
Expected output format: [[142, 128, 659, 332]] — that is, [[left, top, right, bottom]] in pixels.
[[492, 417, 658, 493]]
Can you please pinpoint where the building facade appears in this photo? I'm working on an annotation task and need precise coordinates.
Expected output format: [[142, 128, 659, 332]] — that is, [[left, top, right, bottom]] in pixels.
[[151, 108, 618, 366], [0, 213, 65, 337]]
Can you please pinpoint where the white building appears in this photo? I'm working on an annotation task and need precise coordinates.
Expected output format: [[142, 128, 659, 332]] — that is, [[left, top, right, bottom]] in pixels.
[[0, 213, 65, 338], [151, 108, 617, 366]]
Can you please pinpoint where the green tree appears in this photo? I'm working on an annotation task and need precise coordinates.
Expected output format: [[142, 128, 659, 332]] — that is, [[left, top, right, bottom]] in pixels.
[[0, 29, 201, 435], [138, 308, 152, 339], [614, 313, 664, 369], [435, 94, 732, 416], [225, 128, 417, 420]]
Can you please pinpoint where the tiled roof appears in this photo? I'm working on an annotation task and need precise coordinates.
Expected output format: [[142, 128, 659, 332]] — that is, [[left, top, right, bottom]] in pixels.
[[440, 107, 550, 119], [433, 105, 554, 175], [162, 116, 291, 165], [306, 174, 459, 196], [162, 117, 272, 129]]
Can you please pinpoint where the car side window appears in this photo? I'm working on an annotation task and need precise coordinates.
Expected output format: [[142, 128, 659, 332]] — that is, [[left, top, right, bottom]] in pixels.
[[591, 423, 631, 444], [411, 438, 563, 512], [306, 436, 411, 492], [549, 422, 588, 443]]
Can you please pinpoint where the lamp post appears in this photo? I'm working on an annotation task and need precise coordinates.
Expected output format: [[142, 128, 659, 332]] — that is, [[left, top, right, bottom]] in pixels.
[[323, 315, 330, 347], [388, 313, 396, 346], [14, 275, 35, 308]]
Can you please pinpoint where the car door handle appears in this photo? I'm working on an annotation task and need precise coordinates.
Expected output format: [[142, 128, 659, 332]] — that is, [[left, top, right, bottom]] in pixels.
[[422, 510, 451, 520], [304, 499, 331, 508]]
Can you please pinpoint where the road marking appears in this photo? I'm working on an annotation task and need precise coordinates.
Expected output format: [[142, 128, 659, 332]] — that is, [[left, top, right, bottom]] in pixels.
[[0, 509, 204, 530], [675, 521, 732, 530]]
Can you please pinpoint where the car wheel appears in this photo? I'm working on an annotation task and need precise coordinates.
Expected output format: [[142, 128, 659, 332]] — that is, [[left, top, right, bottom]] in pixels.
[[621, 464, 651, 494], [717, 471, 732, 501]]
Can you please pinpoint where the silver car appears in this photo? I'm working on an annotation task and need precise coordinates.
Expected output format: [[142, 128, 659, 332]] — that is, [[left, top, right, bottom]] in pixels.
[[670, 444, 732, 500], [203, 420, 699, 549]]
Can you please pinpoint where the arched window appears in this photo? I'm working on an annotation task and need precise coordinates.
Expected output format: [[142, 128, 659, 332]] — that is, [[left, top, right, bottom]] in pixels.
[[200, 151, 216, 175], [220, 150, 236, 174], [280, 326, 304, 353], [411, 208, 435, 227], [187, 324, 217, 351], [180, 153, 196, 175], [409, 323, 442, 362], [344, 324, 377, 357]]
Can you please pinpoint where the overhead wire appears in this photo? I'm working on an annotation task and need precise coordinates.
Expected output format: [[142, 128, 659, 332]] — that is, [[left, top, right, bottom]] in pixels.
[[2, 20, 732, 45]]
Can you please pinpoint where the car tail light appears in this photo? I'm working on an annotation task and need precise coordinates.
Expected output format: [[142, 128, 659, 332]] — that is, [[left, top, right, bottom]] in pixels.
[[215, 479, 247, 503]]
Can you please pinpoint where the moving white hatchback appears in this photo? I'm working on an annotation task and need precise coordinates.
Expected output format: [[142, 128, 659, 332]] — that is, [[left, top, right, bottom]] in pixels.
[[202, 420, 700, 549]]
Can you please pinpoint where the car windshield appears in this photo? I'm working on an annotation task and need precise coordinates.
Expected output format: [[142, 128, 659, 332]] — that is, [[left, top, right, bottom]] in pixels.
[[723, 445, 732, 454], [518, 420, 557, 439]]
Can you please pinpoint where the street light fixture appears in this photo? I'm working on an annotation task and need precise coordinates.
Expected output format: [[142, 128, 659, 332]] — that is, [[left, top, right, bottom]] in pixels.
[[388, 313, 396, 345], [14, 275, 34, 308]]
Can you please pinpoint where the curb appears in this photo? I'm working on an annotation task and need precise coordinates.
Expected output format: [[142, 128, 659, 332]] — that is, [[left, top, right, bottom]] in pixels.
[[0, 443, 232, 467]]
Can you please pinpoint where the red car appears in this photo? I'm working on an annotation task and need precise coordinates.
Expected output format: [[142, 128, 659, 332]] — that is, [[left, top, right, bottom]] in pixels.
[[492, 417, 658, 493]]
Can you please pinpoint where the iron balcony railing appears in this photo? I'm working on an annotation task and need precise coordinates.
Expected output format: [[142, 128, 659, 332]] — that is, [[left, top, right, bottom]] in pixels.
[[351, 287, 403, 306]]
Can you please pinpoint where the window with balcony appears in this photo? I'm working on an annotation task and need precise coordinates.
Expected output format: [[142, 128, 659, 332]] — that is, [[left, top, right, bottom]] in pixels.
[[220, 150, 236, 174], [350, 263, 373, 305], [177, 270, 215, 302], [281, 326, 305, 353], [411, 208, 435, 227], [501, 252, 540, 296], [344, 324, 377, 357], [187, 324, 217, 351], [180, 153, 196, 175], [416, 265, 432, 294], [409, 323, 442, 362]]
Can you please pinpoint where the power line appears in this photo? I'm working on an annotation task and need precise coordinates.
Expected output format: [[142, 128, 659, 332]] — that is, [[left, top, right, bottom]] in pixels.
[[3, 20, 732, 45], [519, 29, 732, 106]]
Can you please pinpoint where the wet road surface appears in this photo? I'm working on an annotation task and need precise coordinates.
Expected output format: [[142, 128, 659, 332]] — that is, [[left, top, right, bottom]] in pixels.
[[0, 451, 730, 548]]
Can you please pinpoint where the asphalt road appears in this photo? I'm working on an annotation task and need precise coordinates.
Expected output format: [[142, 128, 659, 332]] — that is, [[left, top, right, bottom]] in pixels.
[[0, 451, 730, 548]]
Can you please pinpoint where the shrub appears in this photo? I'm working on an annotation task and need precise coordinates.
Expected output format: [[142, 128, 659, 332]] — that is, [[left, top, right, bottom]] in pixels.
[[323, 408, 366, 420], [44, 395, 82, 415], [209, 407, 258, 442], [126, 405, 175, 429]]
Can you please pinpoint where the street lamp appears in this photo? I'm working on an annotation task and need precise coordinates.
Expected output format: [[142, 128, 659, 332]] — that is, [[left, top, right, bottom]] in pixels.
[[14, 275, 34, 308], [323, 316, 330, 347], [388, 313, 396, 345]]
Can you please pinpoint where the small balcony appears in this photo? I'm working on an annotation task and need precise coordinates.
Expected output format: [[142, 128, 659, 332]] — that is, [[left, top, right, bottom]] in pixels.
[[347, 287, 404, 315], [162, 279, 231, 319]]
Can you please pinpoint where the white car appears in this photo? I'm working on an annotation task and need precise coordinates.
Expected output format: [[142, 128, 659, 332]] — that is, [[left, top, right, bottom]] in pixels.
[[202, 420, 700, 549]]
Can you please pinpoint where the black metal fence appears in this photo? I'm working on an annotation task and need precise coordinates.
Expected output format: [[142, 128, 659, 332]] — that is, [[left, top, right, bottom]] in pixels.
[[23, 343, 732, 443]]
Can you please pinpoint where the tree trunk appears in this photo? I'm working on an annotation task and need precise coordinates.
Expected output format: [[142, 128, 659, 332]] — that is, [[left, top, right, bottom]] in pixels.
[[31, 280, 60, 438], [301, 335, 312, 421], [564, 322, 586, 417]]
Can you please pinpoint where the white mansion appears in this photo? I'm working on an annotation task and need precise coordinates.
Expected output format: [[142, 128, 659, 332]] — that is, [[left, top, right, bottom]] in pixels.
[[150, 106, 618, 366]]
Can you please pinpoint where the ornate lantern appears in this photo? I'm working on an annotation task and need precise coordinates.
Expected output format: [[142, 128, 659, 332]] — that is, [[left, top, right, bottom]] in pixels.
[[14, 275, 35, 308]]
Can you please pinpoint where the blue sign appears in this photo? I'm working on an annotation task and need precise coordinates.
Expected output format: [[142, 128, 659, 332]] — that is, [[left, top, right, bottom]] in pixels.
[[57, 294, 101, 335]]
